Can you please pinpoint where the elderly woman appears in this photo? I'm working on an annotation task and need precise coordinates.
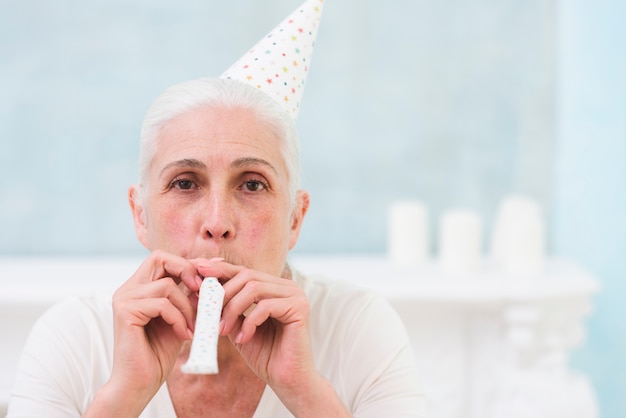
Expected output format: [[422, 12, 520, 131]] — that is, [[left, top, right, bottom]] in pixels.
[[8, 1, 424, 416], [9, 78, 422, 417]]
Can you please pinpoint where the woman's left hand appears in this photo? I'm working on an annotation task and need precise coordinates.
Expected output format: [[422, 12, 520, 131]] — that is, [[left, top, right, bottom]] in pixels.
[[195, 259, 352, 417], [196, 260, 316, 386]]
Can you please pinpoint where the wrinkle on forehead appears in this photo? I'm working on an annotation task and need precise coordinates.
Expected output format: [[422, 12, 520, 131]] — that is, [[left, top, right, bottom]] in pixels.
[[231, 156, 277, 174], [146, 106, 290, 193], [158, 156, 278, 177], [159, 158, 207, 177]]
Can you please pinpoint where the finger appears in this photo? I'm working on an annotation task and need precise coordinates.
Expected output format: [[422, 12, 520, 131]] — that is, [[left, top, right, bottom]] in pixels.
[[116, 297, 193, 341], [196, 259, 290, 296], [115, 277, 196, 332], [144, 298, 193, 341], [225, 268, 295, 307], [195, 258, 244, 283], [220, 279, 294, 335], [130, 250, 203, 292], [235, 296, 307, 344], [189, 256, 225, 271]]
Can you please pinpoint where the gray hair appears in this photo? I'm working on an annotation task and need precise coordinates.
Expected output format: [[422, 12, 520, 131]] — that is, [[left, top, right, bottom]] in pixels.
[[138, 77, 301, 203]]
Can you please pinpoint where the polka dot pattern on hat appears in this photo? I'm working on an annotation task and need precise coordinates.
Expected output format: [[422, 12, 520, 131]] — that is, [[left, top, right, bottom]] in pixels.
[[221, 0, 325, 121]]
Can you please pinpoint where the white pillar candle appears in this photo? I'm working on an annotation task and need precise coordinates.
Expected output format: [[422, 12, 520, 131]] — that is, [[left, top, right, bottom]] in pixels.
[[503, 216, 546, 275], [439, 209, 482, 274], [387, 200, 429, 266], [181, 277, 224, 374], [490, 195, 546, 276]]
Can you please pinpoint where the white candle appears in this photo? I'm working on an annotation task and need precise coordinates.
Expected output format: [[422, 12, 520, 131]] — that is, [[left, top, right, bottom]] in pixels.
[[490, 195, 546, 276], [439, 209, 482, 274], [503, 216, 546, 275], [387, 200, 429, 266]]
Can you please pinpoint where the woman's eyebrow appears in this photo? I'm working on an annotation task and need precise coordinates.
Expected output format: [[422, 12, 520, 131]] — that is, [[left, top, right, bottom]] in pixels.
[[231, 157, 277, 174], [159, 158, 207, 177]]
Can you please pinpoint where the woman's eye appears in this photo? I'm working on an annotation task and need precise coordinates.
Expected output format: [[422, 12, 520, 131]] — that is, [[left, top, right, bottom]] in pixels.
[[243, 180, 267, 192], [173, 179, 196, 190]]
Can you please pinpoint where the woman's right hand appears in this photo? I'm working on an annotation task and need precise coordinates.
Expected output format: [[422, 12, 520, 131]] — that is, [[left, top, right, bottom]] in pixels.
[[84, 251, 204, 417]]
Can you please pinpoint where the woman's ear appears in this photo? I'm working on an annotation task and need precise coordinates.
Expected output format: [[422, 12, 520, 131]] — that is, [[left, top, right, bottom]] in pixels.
[[128, 185, 150, 249], [288, 190, 310, 250]]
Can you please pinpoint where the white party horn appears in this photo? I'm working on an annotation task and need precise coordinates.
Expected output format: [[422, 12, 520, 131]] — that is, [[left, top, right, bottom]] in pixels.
[[181, 277, 224, 374]]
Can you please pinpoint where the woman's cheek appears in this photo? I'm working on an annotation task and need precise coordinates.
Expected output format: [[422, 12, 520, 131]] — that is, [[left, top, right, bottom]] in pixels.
[[153, 207, 195, 250], [245, 209, 290, 267], [247, 205, 276, 237]]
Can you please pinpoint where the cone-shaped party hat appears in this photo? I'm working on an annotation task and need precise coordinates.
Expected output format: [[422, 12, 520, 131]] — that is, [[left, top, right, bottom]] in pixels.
[[221, 0, 325, 121]]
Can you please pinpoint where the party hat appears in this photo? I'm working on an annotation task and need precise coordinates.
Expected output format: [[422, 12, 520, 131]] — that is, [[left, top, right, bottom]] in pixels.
[[221, 0, 325, 121]]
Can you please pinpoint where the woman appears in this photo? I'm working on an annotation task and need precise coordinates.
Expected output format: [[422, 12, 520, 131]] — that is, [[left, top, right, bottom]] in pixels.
[[8, 77, 423, 417], [9, 0, 424, 414]]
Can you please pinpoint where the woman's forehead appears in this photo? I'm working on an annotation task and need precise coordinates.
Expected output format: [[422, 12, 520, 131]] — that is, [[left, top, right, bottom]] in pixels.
[[150, 107, 287, 174]]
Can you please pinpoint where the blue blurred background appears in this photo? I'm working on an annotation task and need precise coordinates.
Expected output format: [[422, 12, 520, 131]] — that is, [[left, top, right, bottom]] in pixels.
[[1, 0, 624, 416]]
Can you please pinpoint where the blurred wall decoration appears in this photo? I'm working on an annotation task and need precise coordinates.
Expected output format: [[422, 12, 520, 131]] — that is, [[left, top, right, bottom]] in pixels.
[[1, 0, 624, 415]]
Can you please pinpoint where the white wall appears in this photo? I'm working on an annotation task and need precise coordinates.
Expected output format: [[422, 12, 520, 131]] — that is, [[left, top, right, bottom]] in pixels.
[[0, 0, 555, 255], [553, 0, 626, 416]]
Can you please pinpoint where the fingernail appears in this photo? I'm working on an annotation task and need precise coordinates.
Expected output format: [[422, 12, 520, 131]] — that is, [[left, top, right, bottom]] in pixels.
[[187, 329, 194, 340], [198, 258, 223, 269], [195, 277, 203, 288], [219, 320, 225, 335], [235, 332, 244, 344]]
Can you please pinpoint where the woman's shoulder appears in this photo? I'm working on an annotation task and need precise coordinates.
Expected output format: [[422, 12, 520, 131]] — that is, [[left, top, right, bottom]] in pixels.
[[294, 269, 379, 307], [293, 268, 404, 331], [9, 295, 116, 416], [38, 294, 113, 329], [27, 294, 115, 360]]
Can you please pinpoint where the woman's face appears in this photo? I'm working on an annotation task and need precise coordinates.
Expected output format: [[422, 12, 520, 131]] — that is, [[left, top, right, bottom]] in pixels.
[[129, 106, 308, 277]]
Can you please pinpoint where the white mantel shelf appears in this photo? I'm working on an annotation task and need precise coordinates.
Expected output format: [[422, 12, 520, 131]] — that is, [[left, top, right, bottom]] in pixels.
[[0, 255, 600, 418], [0, 255, 598, 304], [290, 254, 599, 304]]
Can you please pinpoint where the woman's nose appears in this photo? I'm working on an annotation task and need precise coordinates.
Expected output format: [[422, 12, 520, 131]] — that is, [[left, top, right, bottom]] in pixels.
[[206, 224, 231, 239], [202, 192, 234, 240]]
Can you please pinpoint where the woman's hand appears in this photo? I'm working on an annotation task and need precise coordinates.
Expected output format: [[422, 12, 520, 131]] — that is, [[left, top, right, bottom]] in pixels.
[[85, 251, 203, 417], [196, 259, 330, 414]]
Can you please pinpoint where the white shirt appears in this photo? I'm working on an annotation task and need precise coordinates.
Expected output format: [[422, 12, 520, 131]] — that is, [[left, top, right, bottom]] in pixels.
[[8, 270, 425, 417]]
